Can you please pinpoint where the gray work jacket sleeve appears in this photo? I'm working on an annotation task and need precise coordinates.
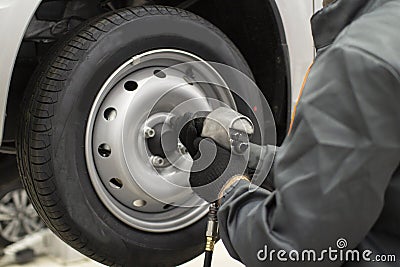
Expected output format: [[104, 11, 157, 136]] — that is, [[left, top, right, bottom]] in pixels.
[[218, 45, 400, 266]]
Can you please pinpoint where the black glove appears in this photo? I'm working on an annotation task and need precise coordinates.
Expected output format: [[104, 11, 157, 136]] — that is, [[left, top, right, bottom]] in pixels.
[[171, 112, 206, 156], [177, 114, 249, 202], [188, 138, 248, 202]]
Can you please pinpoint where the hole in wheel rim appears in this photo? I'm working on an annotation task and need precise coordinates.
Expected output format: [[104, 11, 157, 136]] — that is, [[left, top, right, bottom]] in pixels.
[[124, 80, 138, 91], [153, 69, 166, 78], [104, 108, 117, 121], [98, 144, 111, 157], [109, 178, 123, 189]]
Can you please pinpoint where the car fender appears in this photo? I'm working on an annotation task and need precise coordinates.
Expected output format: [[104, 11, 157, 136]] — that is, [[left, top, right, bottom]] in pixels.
[[0, 0, 42, 142], [275, 0, 315, 109]]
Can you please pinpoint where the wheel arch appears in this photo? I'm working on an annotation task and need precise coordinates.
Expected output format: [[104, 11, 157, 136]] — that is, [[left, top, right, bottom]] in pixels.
[[0, 0, 42, 142], [2, 0, 108, 143], [275, 0, 315, 111]]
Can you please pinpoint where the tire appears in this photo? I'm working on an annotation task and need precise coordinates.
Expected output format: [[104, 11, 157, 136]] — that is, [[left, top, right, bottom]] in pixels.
[[17, 6, 253, 267], [0, 155, 44, 248]]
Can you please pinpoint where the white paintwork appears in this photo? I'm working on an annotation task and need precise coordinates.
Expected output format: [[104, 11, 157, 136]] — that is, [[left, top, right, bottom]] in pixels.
[[0, 0, 316, 142], [314, 0, 324, 11], [275, 0, 315, 109], [0, 0, 41, 142]]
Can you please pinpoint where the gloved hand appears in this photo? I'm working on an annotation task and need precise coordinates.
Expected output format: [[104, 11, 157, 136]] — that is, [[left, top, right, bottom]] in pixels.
[[176, 113, 251, 202], [171, 112, 206, 156], [184, 137, 249, 202]]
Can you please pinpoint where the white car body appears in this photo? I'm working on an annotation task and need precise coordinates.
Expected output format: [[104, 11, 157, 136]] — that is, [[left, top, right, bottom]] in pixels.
[[0, 0, 318, 142]]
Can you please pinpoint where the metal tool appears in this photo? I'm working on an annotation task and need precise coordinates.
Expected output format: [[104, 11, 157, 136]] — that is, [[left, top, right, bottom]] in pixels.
[[167, 107, 254, 267], [201, 107, 254, 155], [200, 107, 254, 267]]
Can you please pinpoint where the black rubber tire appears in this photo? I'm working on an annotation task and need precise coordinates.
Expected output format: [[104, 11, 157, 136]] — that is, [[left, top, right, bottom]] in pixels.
[[17, 6, 253, 267]]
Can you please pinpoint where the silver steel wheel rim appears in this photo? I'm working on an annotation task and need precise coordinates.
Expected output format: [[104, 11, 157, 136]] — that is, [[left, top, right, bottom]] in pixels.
[[85, 49, 236, 232], [0, 189, 43, 242]]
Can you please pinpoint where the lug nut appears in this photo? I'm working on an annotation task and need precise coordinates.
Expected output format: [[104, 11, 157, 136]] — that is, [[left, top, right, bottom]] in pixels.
[[151, 156, 165, 167], [144, 127, 155, 139], [178, 143, 188, 154]]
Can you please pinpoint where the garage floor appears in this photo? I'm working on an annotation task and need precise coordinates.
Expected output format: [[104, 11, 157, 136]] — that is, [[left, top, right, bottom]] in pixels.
[[1, 231, 243, 267]]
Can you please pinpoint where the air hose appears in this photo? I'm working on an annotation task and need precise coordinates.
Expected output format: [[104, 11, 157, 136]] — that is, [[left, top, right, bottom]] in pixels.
[[203, 203, 219, 267]]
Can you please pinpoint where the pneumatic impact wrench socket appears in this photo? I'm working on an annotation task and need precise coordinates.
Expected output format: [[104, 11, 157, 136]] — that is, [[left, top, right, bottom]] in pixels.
[[200, 107, 254, 267]]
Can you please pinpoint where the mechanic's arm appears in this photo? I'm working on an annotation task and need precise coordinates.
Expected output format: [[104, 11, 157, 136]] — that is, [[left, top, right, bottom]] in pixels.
[[218, 46, 400, 266]]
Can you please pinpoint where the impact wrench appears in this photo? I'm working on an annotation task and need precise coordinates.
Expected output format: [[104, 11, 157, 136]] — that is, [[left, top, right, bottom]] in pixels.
[[198, 107, 255, 267]]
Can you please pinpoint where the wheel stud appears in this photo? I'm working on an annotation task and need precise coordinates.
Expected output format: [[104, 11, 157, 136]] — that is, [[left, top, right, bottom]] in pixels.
[[151, 156, 165, 167], [144, 127, 155, 139], [178, 143, 188, 155]]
